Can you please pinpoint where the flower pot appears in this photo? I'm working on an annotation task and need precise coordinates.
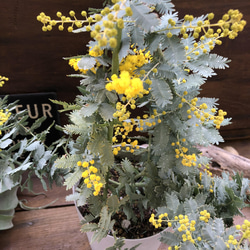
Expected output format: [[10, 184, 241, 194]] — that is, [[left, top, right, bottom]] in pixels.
[[73, 186, 168, 250], [74, 204, 167, 250], [86, 230, 165, 250], [0, 185, 19, 230]]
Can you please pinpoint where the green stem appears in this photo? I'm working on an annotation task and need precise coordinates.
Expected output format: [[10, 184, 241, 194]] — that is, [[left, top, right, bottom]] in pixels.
[[103, 171, 110, 200], [134, 171, 145, 180], [147, 134, 152, 162], [108, 122, 114, 142], [103, 25, 122, 200], [135, 182, 147, 187], [108, 179, 120, 186]]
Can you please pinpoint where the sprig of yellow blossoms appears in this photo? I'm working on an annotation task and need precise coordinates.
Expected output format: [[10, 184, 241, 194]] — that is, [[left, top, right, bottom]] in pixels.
[[149, 211, 207, 244], [0, 110, 11, 135], [198, 164, 214, 193], [165, 9, 246, 59], [171, 138, 197, 167], [179, 91, 227, 129], [0, 76, 11, 135], [77, 159, 103, 196], [37, 0, 133, 49], [0, 75, 9, 87], [150, 210, 250, 249]]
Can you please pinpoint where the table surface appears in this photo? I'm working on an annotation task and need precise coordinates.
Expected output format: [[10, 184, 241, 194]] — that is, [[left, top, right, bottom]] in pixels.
[[1, 139, 250, 250]]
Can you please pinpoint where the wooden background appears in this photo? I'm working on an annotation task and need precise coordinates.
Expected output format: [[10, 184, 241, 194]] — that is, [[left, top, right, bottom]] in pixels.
[[0, 0, 249, 140]]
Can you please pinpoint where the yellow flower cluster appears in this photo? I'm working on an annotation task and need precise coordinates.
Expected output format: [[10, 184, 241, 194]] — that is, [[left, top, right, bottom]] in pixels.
[[119, 48, 152, 76], [151, 212, 250, 249], [180, 93, 227, 129], [0, 75, 9, 87], [89, 46, 104, 57], [226, 234, 238, 247], [89, 2, 133, 49], [150, 212, 201, 245], [149, 213, 169, 228], [176, 215, 196, 244], [37, 1, 133, 50], [167, 9, 246, 61], [198, 165, 214, 193], [106, 71, 146, 100], [113, 101, 133, 122], [135, 110, 164, 131], [0, 109, 11, 135], [112, 137, 140, 155], [167, 9, 246, 42], [184, 38, 222, 59], [0, 75, 11, 135], [77, 159, 103, 196], [199, 210, 210, 223], [37, 10, 84, 32], [111, 107, 166, 155], [234, 220, 250, 247], [171, 139, 197, 167]]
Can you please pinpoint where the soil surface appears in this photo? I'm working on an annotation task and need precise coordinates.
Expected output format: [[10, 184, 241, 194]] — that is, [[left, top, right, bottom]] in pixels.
[[78, 204, 164, 239]]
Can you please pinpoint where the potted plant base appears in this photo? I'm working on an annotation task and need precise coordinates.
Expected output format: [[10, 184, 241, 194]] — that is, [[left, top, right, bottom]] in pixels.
[[73, 201, 168, 250], [85, 230, 165, 250], [72, 184, 169, 250]]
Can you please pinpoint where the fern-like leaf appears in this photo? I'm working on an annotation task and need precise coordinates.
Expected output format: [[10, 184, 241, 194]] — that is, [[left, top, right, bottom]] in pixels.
[[78, 56, 96, 70], [99, 140, 114, 169], [145, 33, 163, 53], [201, 224, 216, 247], [130, 3, 159, 32], [64, 166, 83, 190], [80, 103, 99, 117], [119, 30, 131, 61], [160, 230, 182, 246], [151, 78, 173, 108], [54, 154, 81, 169], [165, 192, 180, 212], [155, 1, 175, 14], [50, 99, 80, 112], [199, 54, 230, 69], [183, 197, 198, 215], [212, 218, 225, 237], [186, 61, 216, 78], [99, 103, 116, 121], [130, 25, 144, 49], [87, 131, 114, 169], [156, 12, 179, 33], [107, 195, 120, 213], [63, 124, 84, 135], [162, 36, 186, 65], [91, 206, 114, 243], [152, 122, 170, 155], [80, 223, 99, 233]]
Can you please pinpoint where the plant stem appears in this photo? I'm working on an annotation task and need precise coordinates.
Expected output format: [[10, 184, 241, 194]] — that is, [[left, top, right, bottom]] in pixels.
[[135, 182, 147, 187], [103, 25, 122, 201], [103, 171, 110, 200], [108, 179, 120, 186], [147, 133, 152, 162]]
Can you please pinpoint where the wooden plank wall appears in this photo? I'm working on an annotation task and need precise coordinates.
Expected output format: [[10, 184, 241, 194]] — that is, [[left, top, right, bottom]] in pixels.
[[0, 0, 249, 140]]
